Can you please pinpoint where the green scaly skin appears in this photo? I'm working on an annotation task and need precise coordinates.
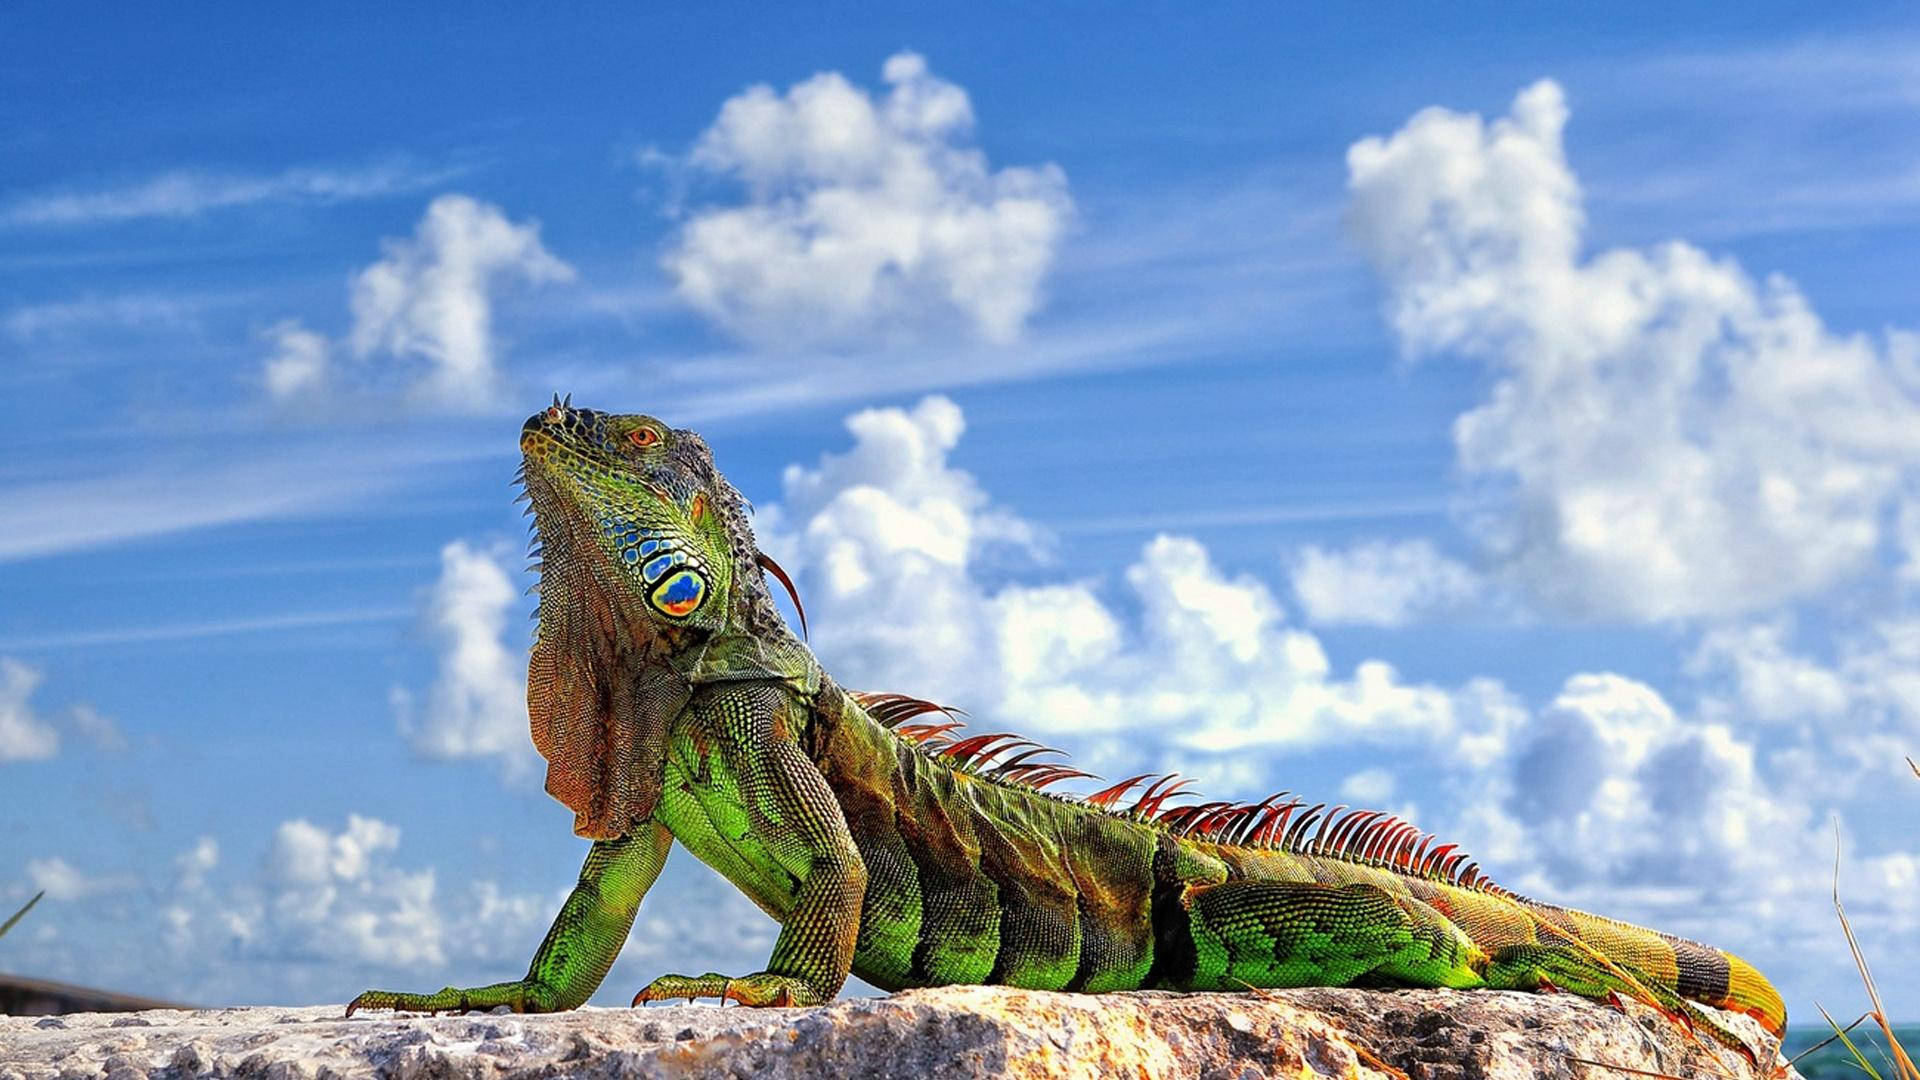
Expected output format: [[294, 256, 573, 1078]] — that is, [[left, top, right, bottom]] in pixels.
[[348, 401, 1786, 1064]]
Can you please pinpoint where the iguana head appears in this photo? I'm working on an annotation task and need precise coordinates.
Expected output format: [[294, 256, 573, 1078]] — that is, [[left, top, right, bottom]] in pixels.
[[520, 399, 738, 638], [518, 397, 793, 837]]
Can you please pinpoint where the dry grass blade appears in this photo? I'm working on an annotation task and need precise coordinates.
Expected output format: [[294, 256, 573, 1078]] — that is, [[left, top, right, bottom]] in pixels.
[[1816, 1003, 1885, 1080], [1831, 821, 1919, 1080], [1786, 1012, 1873, 1071], [0, 890, 43, 940], [1236, 981, 1414, 1080], [1335, 1032, 1414, 1080], [1563, 1055, 1697, 1079]]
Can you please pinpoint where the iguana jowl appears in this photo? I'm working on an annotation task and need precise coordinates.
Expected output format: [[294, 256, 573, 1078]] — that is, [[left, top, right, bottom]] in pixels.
[[349, 401, 1786, 1055]]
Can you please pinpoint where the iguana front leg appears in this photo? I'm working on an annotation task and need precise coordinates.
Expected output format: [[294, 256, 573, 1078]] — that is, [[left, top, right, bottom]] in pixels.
[[633, 684, 866, 1007], [347, 823, 672, 1015]]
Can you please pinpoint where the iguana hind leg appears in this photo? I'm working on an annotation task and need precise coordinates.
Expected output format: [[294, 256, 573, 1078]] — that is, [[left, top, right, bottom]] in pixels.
[[347, 824, 671, 1015], [1173, 880, 1486, 991]]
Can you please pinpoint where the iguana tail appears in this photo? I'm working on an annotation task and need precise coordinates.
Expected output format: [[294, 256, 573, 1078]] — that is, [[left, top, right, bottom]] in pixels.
[[1554, 904, 1783, 1036], [1719, 949, 1788, 1036], [1481, 897, 1787, 1046]]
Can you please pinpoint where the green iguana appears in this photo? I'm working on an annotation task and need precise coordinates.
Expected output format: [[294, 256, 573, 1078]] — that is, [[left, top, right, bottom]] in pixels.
[[348, 400, 1786, 1059]]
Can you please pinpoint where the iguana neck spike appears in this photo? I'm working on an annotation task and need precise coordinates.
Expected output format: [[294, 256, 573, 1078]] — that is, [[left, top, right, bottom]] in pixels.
[[756, 552, 808, 640]]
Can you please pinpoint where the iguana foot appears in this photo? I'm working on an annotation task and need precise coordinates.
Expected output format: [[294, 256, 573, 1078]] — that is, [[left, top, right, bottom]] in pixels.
[[346, 981, 552, 1017], [630, 971, 822, 1007]]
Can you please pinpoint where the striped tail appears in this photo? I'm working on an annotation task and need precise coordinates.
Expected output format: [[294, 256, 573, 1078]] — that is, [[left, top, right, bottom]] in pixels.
[[1715, 947, 1786, 1037], [1527, 900, 1786, 1037]]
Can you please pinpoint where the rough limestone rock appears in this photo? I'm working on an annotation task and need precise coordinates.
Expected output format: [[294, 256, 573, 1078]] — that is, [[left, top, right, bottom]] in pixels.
[[0, 985, 1791, 1080]]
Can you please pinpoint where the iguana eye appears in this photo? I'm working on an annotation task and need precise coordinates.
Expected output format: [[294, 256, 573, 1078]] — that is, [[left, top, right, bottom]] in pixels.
[[628, 428, 659, 448], [649, 569, 707, 618]]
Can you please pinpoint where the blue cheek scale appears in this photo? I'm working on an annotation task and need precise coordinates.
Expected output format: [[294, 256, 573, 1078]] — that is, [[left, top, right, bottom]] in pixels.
[[651, 570, 706, 618]]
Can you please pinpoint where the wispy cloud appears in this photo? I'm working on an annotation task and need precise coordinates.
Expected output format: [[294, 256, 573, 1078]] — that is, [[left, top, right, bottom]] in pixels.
[[1054, 499, 1447, 537], [0, 608, 411, 652], [542, 163, 1363, 425], [1625, 36, 1920, 111], [0, 435, 493, 563], [1, 158, 471, 228], [1568, 36, 1920, 239], [0, 463, 366, 563], [4, 291, 244, 341], [540, 309, 1198, 426], [126, 554, 437, 582]]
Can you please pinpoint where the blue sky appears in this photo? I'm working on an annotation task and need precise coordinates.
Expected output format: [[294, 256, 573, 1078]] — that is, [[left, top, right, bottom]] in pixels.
[[2, 6, 1917, 1024]]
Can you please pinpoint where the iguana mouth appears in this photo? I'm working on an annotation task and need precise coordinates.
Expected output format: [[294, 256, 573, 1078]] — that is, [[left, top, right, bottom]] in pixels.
[[517, 428, 660, 650]]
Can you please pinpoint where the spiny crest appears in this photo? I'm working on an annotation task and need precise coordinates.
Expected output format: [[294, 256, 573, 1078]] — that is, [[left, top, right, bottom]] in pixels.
[[850, 689, 1504, 895], [755, 552, 807, 640], [850, 692, 1094, 793]]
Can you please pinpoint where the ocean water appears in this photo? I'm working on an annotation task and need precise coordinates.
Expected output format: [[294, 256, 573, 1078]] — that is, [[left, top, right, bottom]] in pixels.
[[1783, 1024, 1917, 1079]]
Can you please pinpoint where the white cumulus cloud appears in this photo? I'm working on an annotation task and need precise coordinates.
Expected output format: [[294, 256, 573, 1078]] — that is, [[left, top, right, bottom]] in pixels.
[[348, 194, 575, 408], [25, 857, 119, 901], [226, 816, 456, 970], [1687, 620, 1852, 725], [1346, 80, 1920, 621], [1338, 767, 1397, 804], [1687, 616, 1920, 791], [394, 539, 535, 774], [257, 195, 573, 410], [0, 658, 60, 762], [1455, 672, 1847, 970], [15, 820, 774, 1007], [0, 658, 113, 761], [175, 837, 219, 889], [663, 52, 1073, 347], [1289, 539, 1483, 626], [760, 396, 1525, 765], [260, 318, 331, 402]]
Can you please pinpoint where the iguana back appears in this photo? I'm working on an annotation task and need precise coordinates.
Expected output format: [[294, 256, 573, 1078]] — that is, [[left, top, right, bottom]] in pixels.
[[811, 687, 1781, 1043]]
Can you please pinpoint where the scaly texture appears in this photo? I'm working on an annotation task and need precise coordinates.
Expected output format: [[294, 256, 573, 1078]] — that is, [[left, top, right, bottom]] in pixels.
[[349, 400, 1787, 1065]]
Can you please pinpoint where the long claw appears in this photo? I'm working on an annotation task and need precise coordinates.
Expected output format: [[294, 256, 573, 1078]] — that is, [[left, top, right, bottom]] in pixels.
[[630, 972, 816, 1008], [347, 983, 537, 1017]]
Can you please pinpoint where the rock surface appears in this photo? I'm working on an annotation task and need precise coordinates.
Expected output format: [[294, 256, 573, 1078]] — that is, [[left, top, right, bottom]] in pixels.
[[0, 986, 1791, 1080]]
